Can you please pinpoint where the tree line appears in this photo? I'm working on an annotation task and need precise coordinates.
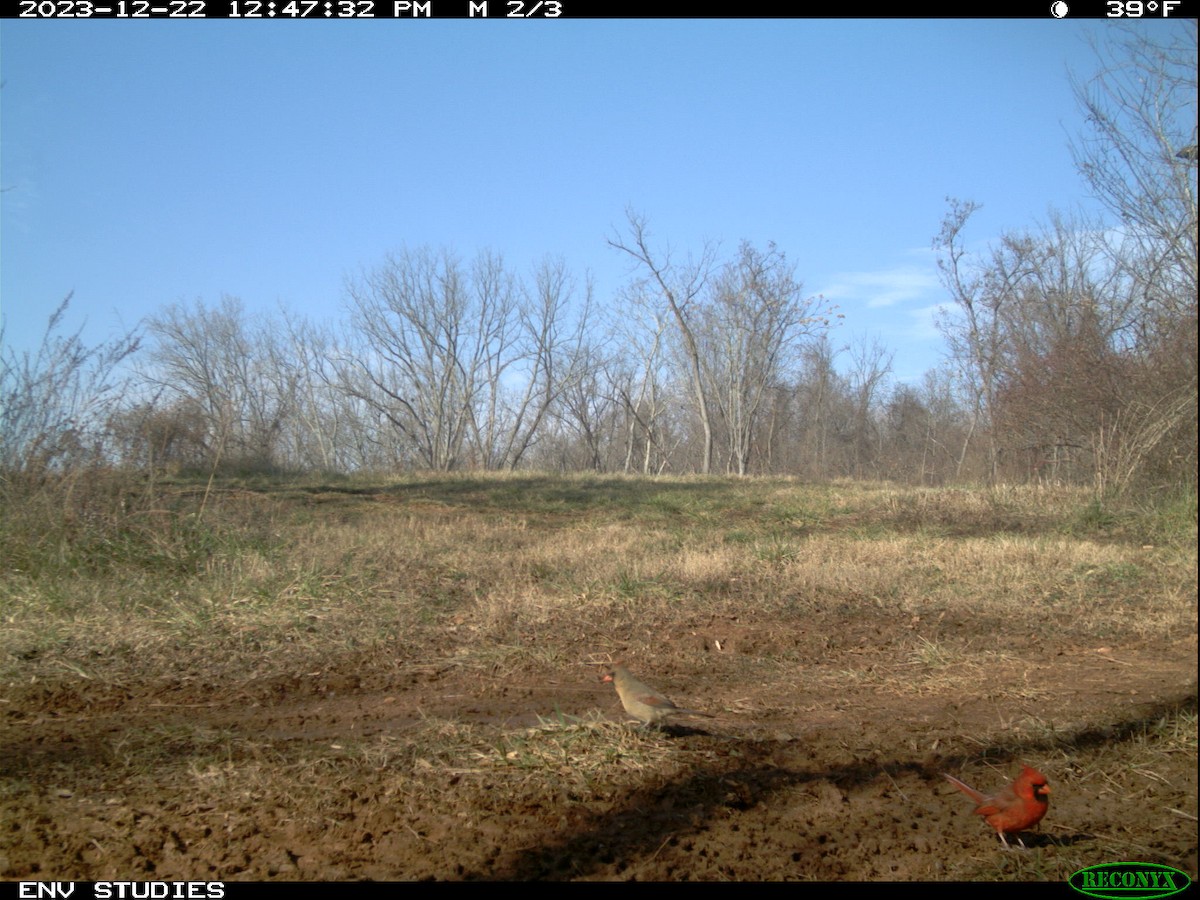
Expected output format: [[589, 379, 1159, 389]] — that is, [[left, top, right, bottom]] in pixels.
[[2, 25, 1194, 497]]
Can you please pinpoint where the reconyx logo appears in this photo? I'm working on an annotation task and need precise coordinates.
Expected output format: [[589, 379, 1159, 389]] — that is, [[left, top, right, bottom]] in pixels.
[[1069, 862, 1192, 900]]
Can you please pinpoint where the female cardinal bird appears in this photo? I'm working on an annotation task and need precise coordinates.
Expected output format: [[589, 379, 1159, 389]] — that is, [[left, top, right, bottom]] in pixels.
[[944, 764, 1051, 849], [600, 663, 713, 727]]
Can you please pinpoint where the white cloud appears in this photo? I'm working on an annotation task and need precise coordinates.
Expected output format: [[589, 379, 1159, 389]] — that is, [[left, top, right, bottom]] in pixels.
[[818, 265, 940, 309], [906, 302, 954, 340]]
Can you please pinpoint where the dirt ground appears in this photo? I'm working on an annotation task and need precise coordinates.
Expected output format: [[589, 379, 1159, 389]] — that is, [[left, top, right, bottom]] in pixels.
[[2, 608, 1196, 883]]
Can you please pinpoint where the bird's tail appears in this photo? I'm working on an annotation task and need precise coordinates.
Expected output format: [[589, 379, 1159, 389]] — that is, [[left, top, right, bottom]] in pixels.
[[943, 772, 986, 803]]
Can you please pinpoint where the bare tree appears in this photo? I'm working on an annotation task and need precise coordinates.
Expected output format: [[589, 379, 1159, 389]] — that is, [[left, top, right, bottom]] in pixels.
[[143, 295, 296, 472], [934, 198, 1003, 482], [792, 336, 842, 480], [1, 294, 140, 476], [609, 209, 719, 474], [463, 250, 524, 469], [700, 242, 834, 476], [548, 336, 619, 472], [881, 384, 928, 484], [1071, 22, 1198, 323], [339, 248, 587, 472], [936, 195, 1195, 493], [279, 311, 359, 472], [607, 289, 675, 475], [485, 256, 593, 471], [843, 333, 894, 479], [1067, 24, 1197, 495], [340, 247, 494, 471]]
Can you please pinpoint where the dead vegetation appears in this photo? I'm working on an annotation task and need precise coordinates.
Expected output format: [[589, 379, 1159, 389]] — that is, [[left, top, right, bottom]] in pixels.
[[1, 473, 1196, 881]]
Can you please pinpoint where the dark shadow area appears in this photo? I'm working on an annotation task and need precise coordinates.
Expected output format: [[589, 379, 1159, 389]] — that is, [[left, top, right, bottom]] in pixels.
[[463, 692, 1198, 880]]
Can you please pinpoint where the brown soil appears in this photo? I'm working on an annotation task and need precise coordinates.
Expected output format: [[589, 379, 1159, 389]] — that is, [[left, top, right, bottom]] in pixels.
[[2, 611, 1196, 882]]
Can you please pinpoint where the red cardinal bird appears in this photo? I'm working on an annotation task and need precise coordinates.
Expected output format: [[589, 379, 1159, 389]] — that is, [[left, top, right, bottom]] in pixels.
[[944, 764, 1051, 849]]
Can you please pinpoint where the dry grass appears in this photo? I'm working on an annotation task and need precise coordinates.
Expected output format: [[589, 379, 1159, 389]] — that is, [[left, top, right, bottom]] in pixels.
[[2, 473, 1194, 689], [1, 472, 1195, 881]]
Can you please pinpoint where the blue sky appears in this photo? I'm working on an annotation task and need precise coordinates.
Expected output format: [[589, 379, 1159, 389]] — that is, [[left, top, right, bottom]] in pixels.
[[1, 19, 1185, 385]]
